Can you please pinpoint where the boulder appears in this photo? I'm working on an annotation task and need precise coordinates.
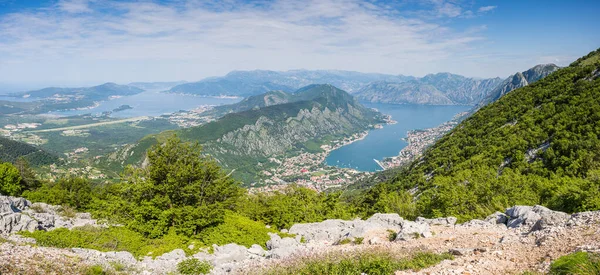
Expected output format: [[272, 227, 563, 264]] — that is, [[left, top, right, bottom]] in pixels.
[[266, 233, 303, 259], [247, 244, 267, 258], [366, 213, 404, 230], [289, 219, 354, 243], [505, 205, 569, 231], [156, 249, 186, 262], [395, 221, 431, 241], [485, 211, 509, 225], [416, 216, 457, 226], [212, 243, 248, 265]]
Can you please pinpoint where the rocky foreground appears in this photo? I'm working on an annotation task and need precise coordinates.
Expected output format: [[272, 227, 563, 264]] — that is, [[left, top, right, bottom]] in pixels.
[[1, 195, 599, 274]]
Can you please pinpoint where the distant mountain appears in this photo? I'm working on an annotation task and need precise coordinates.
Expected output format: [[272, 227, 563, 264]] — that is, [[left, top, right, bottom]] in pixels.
[[478, 64, 560, 106], [0, 137, 59, 166], [204, 90, 293, 117], [112, 84, 384, 183], [354, 74, 502, 105], [127, 81, 187, 92], [166, 70, 414, 97], [15, 83, 143, 101]]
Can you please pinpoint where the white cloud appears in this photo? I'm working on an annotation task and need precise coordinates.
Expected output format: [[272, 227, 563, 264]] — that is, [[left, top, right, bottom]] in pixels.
[[0, 0, 502, 84], [478, 6, 497, 13]]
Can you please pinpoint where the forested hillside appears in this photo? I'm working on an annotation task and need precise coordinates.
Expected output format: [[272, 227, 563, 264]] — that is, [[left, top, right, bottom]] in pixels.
[[0, 136, 59, 165], [358, 49, 600, 221]]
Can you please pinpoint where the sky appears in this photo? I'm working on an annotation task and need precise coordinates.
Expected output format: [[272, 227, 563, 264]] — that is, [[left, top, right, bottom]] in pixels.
[[0, 0, 598, 88]]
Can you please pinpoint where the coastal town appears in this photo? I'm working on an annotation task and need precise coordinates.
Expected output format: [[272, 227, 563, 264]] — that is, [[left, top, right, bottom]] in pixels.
[[248, 131, 373, 193], [379, 111, 469, 169]]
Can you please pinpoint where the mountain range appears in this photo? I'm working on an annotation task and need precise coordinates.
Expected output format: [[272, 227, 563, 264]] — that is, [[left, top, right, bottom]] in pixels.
[[353, 73, 503, 105], [166, 70, 414, 97]]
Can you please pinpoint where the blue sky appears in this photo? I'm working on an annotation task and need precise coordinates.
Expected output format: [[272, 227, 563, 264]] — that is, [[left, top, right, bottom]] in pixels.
[[0, 0, 598, 88]]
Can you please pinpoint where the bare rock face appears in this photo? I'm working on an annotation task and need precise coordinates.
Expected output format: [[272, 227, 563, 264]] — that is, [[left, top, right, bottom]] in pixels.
[[0, 195, 98, 235]]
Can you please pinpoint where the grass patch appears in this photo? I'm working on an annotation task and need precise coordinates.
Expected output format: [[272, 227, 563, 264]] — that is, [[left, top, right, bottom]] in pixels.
[[259, 249, 453, 275], [20, 211, 277, 257], [177, 258, 212, 275], [354, 237, 364, 245], [197, 212, 276, 249], [20, 226, 198, 259], [337, 238, 352, 245], [550, 252, 600, 275], [277, 232, 297, 239], [59, 205, 77, 219]]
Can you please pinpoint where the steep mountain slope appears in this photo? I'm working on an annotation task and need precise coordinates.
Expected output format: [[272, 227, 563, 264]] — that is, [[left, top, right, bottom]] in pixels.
[[479, 64, 560, 106], [361, 49, 600, 220], [166, 70, 414, 97], [204, 90, 293, 117], [354, 74, 502, 105], [0, 137, 59, 165], [353, 81, 453, 105], [113, 85, 384, 182], [420, 73, 502, 104]]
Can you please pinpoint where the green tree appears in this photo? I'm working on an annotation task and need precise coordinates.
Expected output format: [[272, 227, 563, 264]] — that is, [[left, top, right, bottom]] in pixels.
[[121, 136, 242, 238], [0, 162, 22, 196], [15, 157, 41, 191], [22, 177, 93, 209]]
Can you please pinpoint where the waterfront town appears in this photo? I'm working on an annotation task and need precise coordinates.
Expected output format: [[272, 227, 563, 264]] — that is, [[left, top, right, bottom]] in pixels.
[[248, 131, 372, 193]]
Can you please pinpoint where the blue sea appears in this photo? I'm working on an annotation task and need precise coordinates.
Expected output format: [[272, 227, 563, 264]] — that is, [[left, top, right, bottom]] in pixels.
[[325, 103, 470, 172]]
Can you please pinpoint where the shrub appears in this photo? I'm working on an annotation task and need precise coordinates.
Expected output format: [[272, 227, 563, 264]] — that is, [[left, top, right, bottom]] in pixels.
[[177, 258, 212, 275], [387, 230, 397, 241], [84, 265, 106, 275], [197, 211, 275, 249], [22, 177, 93, 210], [337, 238, 352, 245], [59, 205, 77, 219], [550, 252, 600, 275], [354, 237, 364, 245], [0, 162, 22, 196]]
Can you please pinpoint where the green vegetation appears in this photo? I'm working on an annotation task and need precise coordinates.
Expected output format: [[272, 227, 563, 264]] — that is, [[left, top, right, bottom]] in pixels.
[[120, 136, 242, 238], [550, 252, 600, 275], [0, 136, 59, 166], [238, 186, 354, 229], [21, 226, 198, 258], [0, 162, 22, 195], [197, 211, 276, 249], [260, 251, 453, 275], [177, 258, 212, 275], [23, 177, 94, 209], [357, 48, 600, 221]]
